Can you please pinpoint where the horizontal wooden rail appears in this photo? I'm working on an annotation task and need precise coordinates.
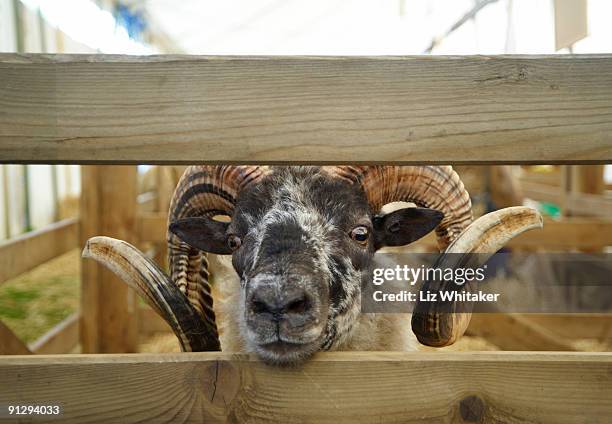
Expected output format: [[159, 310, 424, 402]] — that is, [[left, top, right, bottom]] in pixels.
[[523, 313, 612, 340], [521, 180, 563, 204], [416, 217, 612, 249], [1, 54, 612, 164], [566, 192, 612, 217], [467, 314, 612, 351], [0, 352, 610, 423], [521, 182, 612, 217], [467, 314, 577, 351], [0, 218, 78, 285]]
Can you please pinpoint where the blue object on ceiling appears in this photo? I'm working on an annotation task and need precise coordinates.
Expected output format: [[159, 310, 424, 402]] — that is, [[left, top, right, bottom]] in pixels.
[[114, 3, 147, 40]]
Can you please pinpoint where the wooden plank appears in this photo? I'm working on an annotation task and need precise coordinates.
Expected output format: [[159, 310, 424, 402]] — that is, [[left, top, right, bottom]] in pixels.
[[80, 166, 138, 353], [467, 314, 577, 351], [138, 307, 171, 335], [136, 191, 158, 213], [0, 352, 610, 423], [521, 180, 562, 204], [554, 0, 588, 51], [508, 218, 612, 248], [565, 192, 612, 217], [518, 168, 561, 187], [1, 54, 612, 164], [0, 217, 78, 285], [0, 321, 31, 355], [29, 313, 79, 354], [136, 212, 167, 244], [523, 314, 612, 340], [414, 218, 612, 249], [571, 165, 605, 195]]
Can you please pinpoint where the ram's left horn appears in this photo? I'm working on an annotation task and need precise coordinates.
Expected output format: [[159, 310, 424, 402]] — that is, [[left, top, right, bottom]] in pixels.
[[411, 206, 543, 347], [82, 236, 221, 352]]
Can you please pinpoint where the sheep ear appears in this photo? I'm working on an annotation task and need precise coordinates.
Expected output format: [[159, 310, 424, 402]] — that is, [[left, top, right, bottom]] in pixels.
[[373, 207, 444, 249], [169, 217, 232, 254]]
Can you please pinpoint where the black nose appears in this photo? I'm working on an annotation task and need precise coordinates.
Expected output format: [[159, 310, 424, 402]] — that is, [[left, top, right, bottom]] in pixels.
[[249, 286, 312, 321]]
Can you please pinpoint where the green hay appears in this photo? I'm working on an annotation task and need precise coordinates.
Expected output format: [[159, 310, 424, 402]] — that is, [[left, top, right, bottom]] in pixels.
[[0, 250, 80, 344]]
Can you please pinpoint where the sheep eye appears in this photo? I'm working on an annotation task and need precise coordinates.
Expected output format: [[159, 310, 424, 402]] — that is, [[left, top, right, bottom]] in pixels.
[[227, 235, 242, 251], [350, 226, 369, 245]]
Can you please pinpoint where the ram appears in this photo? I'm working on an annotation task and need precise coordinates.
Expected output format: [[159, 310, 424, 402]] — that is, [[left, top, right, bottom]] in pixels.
[[84, 165, 541, 365]]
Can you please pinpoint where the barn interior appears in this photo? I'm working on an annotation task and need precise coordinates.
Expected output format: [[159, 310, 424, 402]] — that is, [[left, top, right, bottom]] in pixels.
[[0, 0, 610, 357]]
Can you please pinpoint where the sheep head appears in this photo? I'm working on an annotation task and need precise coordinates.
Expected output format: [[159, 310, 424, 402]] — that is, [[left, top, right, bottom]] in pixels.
[[82, 166, 542, 365]]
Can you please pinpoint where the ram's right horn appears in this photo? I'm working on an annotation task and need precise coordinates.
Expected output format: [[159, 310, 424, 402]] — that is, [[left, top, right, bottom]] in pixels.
[[411, 206, 543, 347]]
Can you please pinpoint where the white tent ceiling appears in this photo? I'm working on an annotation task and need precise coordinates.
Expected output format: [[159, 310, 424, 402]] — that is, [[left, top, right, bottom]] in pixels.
[[142, 0, 612, 55], [143, 0, 486, 55]]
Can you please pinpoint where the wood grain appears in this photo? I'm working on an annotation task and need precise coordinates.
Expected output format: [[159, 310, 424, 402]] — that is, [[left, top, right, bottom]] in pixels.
[[138, 306, 171, 335], [521, 180, 563, 204], [1, 54, 611, 164], [0, 218, 78, 285], [414, 217, 612, 249], [0, 352, 610, 423], [566, 192, 612, 217], [521, 313, 612, 340], [0, 321, 31, 355], [136, 212, 167, 244], [79, 166, 139, 353], [467, 314, 577, 351]]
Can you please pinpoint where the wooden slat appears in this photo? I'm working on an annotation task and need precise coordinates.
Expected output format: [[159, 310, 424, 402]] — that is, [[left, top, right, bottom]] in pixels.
[[521, 180, 563, 204], [29, 313, 79, 354], [414, 217, 612, 249], [522, 314, 612, 340], [136, 212, 167, 244], [80, 166, 139, 353], [508, 217, 612, 248], [518, 169, 561, 187], [467, 314, 577, 351], [1, 54, 612, 164], [0, 352, 610, 423], [138, 307, 171, 335], [565, 192, 612, 217], [0, 218, 78, 285], [0, 321, 31, 355], [136, 191, 158, 213], [571, 165, 605, 195]]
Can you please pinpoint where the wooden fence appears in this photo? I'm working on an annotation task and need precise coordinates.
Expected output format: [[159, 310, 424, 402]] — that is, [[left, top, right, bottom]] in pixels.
[[1, 352, 611, 423], [0, 53, 611, 423]]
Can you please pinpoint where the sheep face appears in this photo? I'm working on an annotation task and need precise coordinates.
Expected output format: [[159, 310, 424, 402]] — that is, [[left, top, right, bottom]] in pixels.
[[170, 167, 442, 365]]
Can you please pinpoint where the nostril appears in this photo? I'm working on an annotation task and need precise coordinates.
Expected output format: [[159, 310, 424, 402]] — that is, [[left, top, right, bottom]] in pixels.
[[251, 300, 270, 315], [285, 297, 309, 314]]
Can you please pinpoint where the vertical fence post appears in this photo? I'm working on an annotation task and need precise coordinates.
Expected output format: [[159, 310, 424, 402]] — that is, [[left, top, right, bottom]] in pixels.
[[79, 166, 139, 353], [571, 165, 605, 196], [571, 165, 605, 253]]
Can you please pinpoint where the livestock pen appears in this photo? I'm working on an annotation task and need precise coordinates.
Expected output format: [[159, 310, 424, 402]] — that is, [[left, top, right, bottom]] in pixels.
[[0, 54, 611, 423]]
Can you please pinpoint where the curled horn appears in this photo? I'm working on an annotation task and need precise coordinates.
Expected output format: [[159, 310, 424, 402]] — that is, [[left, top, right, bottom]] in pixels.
[[82, 166, 270, 352], [166, 166, 271, 346], [82, 236, 220, 351], [326, 166, 542, 347], [326, 166, 473, 251], [411, 206, 543, 346]]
